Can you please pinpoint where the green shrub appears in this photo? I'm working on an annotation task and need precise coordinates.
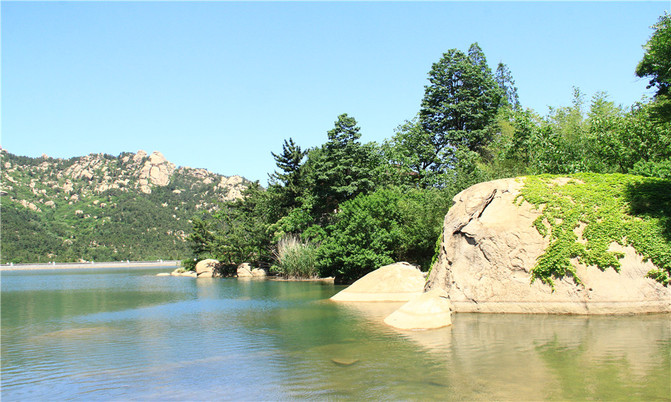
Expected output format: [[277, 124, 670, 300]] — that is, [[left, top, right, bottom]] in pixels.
[[273, 235, 319, 279], [317, 187, 452, 283], [629, 160, 671, 179]]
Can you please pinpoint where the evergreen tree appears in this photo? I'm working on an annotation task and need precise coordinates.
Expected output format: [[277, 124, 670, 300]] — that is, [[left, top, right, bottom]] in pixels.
[[305, 114, 375, 220], [269, 138, 306, 211], [420, 43, 504, 155], [495, 62, 521, 110]]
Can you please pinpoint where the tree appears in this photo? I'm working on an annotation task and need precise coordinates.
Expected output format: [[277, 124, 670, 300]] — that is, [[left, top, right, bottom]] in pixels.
[[268, 138, 306, 212], [317, 186, 454, 283], [495, 62, 521, 110], [636, 12, 671, 121], [381, 117, 449, 188], [304, 114, 376, 220], [419, 43, 504, 155], [269, 138, 305, 188]]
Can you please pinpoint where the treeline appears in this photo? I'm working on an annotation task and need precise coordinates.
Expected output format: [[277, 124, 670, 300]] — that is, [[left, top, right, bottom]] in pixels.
[[188, 14, 671, 283]]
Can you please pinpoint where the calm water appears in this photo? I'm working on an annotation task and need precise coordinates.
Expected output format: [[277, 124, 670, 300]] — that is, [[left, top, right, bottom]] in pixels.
[[2, 268, 670, 401]]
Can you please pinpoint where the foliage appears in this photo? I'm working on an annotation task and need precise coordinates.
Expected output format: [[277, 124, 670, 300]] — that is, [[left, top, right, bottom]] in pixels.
[[516, 174, 671, 288], [272, 235, 319, 279], [268, 138, 306, 212], [318, 187, 452, 282], [317, 188, 402, 282], [492, 93, 671, 178], [636, 12, 671, 121], [187, 182, 275, 266], [495, 62, 521, 110], [629, 160, 671, 179], [381, 117, 450, 188]]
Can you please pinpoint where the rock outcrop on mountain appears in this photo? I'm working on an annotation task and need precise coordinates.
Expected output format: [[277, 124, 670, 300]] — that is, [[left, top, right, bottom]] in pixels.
[[1, 149, 248, 212], [424, 177, 671, 314], [0, 148, 250, 263]]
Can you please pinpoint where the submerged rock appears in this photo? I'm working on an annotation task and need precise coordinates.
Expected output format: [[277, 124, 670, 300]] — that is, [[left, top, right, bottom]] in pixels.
[[331, 358, 359, 366], [330, 262, 425, 302], [424, 177, 671, 314]]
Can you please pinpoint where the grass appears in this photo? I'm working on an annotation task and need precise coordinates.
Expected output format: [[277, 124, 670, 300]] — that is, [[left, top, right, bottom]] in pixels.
[[273, 235, 319, 279]]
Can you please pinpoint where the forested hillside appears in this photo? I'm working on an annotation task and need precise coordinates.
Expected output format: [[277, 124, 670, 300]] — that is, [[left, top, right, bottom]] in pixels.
[[186, 14, 671, 283], [0, 149, 249, 263]]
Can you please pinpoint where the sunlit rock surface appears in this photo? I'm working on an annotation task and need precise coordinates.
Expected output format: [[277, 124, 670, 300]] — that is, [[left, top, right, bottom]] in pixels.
[[425, 178, 671, 314], [330, 262, 425, 302]]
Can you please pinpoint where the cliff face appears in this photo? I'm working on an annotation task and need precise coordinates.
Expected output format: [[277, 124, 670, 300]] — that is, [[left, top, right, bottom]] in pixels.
[[425, 176, 671, 314], [0, 149, 249, 263]]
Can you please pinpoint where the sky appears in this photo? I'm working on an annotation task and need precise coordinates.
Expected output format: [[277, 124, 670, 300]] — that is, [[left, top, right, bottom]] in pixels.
[[2, 1, 668, 184]]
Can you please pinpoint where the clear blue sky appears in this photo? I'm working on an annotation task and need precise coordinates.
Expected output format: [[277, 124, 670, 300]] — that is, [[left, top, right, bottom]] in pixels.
[[2, 1, 668, 184]]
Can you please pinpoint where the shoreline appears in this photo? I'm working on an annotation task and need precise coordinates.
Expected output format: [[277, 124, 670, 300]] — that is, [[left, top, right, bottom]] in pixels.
[[0, 260, 180, 271]]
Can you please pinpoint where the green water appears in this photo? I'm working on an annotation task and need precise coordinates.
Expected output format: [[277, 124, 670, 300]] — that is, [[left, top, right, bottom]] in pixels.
[[2, 268, 670, 400]]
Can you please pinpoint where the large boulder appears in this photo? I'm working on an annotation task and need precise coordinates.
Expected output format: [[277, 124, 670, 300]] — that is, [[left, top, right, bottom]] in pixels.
[[251, 268, 267, 277], [195, 259, 219, 278], [384, 288, 452, 330], [425, 177, 671, 314], [237, 263, 253, 278], [330, 262, 425, 302]]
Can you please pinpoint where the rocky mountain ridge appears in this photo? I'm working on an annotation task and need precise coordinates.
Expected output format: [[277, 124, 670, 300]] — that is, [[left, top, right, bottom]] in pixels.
[[0, 148, 250, 263], [1, 148, 246, 209]]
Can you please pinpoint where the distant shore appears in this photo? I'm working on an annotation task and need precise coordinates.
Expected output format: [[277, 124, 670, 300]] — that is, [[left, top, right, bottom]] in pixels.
[[0, 260, 180, 271]]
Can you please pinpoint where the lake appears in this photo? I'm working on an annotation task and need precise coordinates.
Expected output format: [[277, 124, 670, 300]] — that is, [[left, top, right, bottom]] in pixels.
[[2, 267, 669, 400]]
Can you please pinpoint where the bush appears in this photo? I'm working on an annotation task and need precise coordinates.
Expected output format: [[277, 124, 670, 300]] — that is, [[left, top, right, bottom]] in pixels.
[[629, 160, 671, 179], [273, 235, 319, 279], [317, 187, 452, 283]]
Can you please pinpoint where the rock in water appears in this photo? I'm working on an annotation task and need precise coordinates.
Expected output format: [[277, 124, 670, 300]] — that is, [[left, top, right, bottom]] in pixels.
[[251, 268, 267, 277], [237, 263, 253, 278], [384, 288, 452, 330], [196, 258, 219, 278], [425, 177, 671, 314], [330, 262, 425, 302]]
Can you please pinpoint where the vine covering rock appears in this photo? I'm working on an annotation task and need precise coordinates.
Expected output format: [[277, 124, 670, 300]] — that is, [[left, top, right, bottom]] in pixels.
[[516, 173, 671, 287]]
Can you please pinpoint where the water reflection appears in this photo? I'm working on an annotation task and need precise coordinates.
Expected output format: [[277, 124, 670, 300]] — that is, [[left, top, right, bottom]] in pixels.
[[334, 305, 671, 400]]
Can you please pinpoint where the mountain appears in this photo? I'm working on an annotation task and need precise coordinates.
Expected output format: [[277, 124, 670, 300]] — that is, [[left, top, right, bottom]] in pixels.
[[0, 148, 249, 263]]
